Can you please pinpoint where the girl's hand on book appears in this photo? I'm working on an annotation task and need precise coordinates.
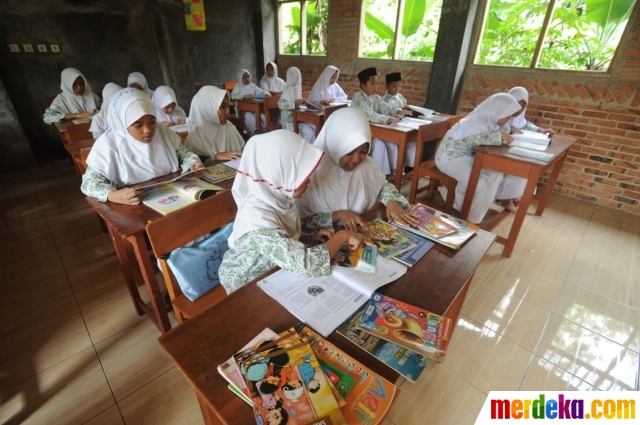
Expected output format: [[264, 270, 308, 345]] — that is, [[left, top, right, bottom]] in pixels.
[[312, 228, 335, 243], [334, 210, 369, 232], [295, 98, 305, 105], [190, 162, 205, 172], [501, 131, 513, 144], [244, 94, 255, 100], [176, 118, 186, 125], [540, 128, 555, 136], [160, 121, 172, 127], [387, 117, 399, 125], [338, 230, 367, 251], [215, 151, 242, 161], [387, 201, 420, 227], [320, 100, 331, 106], [510, 126, 523, 134], [108, 188, 141, 205]]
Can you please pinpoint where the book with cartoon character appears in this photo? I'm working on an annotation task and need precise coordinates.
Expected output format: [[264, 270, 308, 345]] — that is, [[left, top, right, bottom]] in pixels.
[[336, 306, 429, 382], [356, 293, 453, 362], [234, 328, 347, 425], [331, 244, 377, 274], [142, 177, 223, 215], [358, 219, 416, 260], [297, 326, 400, 425]]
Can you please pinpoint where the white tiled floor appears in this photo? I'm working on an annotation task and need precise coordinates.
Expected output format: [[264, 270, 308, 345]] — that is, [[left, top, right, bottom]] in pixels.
[[0, 161, 638, 425]]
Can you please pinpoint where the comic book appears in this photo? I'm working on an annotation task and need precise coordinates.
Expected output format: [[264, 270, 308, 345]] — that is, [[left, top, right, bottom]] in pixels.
[[297, 326, 400, 425], [332, 244, 377, 274], [234, 328, 347, 425], [356, 292, 453, 362], [358, 219, 416, 260], [336, 307, 429, 382]]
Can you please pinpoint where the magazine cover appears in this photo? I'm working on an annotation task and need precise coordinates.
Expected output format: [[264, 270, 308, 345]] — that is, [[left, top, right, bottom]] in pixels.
[[336, 307, 429, 382], [331, 244, 377, 274], [357, 293, 453, 362], [392, 229, 435, 267], [200, 163, 236, 184], [297, 326, 400, 425], [234, 329, 347, 425], [359, 219, 416, 259], [407, 204, 458, 239]]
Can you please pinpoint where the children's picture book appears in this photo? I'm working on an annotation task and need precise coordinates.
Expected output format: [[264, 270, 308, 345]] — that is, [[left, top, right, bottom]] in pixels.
[[392, 229, 435, 267], [401, 204, 458, 239], [336, 307, 429, 382], [332, 245, 377, 274], [359, 219, 416, 260], [199, 163, 236, 184], [168, 123, 190, 133], [297, 326, 400, 425], [234, 328, 347, 425], [141, 178, 223, 215], [257, 257, 407, 337], [357, 293, 453, 363], [508, 146, 554, 162]]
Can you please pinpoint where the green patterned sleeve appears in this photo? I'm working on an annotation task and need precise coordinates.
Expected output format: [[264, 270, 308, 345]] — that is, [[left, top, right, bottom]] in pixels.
[[301, 212, 333, 234], [81, 166, 117, 202], [522, 121, 541, 132], [43, 108, 65, 124], [278, 98, 296, 110], [376, 96, 401, 117], [252, 229, 331, 277], [377, 182, 410, 209], [351, 93, 389, 124], [176, 144, 201, 172]]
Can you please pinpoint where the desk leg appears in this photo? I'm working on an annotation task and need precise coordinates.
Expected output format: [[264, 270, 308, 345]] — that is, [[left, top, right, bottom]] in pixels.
[[196, 390, 224, 425], [107, 226, 144, 316], [536, 151, 567, 216], [460, 152, 485, 221], [236, 105, 244, 134], [255, 108, 262, 134], [393, 139, 407, 191], [127, 235, 172, 333], [293, 111, 299, 134], [502, 167, 540, 258], [315, 117, 323, 137]]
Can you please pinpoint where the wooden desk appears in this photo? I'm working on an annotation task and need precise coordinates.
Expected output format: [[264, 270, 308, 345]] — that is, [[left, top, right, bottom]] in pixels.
[[293, 103, 348, 137], [64, 137, 95, 176], [159, 206, 495, 424], [370, 123, 418, 190], [235, 99, 265, 134], [86, 172, 235, 333], [460, 135, 576, 258], [53, 120, 76, 143]]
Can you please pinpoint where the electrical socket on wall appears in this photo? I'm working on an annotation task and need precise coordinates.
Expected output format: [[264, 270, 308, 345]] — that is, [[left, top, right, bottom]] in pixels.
[[23, 44, 34, 52], [50, 44, 60, 53], [8, 44, 19, 53], [37, 44, 47, 52]]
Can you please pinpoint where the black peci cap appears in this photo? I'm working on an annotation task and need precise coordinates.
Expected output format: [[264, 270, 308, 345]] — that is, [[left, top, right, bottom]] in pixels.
[[357, 67, 377, 84], [385, 72, 401, 84]]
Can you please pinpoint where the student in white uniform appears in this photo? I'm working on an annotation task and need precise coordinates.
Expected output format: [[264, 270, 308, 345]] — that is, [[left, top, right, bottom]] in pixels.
[[127, 72, 155, 98], [258, 62, 286, 93], [278, 67, 305, 133], [43, 68, 100, 124], [89, 82, 122, 138], [382, 72, 417, 173], [152, 86, 187, 127], [435, 93, 520, 223], [230, 69, 271, 137], [300, 65, 348, 143]]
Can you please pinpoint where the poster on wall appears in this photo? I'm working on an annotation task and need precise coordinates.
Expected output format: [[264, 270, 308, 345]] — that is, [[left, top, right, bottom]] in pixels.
[[184, 0, 206, 31]]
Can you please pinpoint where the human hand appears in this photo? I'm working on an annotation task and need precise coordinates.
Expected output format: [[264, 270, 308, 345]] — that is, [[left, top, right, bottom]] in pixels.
[[311, 228, 335, 243], [264, 92, 272, 97], [76, 112, 95, 119], [387, 117, 399, 125], [215, 151, 242, 161], [540, 128, 555, 136], [176, 118, 186, 125], [319, 100, 331, 106], [190, 162, 205, 172], [399, 109, 412, 116], [295, 98, 305, 105], [160, 121, 172, 127], [386, 201, 420, 227], [107, 187, 141, 205], [336, 230, 367, 251], [501, 131, 513, 143], [334, 210, 369, 232], [244, 94, 255, 100], [510, 126, 523, 134]]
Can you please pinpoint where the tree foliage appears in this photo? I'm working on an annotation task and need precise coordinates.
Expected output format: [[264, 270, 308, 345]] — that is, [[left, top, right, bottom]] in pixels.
[[282, 1, 328, 55]]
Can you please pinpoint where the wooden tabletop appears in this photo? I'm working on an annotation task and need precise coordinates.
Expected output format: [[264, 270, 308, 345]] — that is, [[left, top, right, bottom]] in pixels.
[[474, 134, 576, 167], [64, 138, 95, 158], [159, 205, 495, 423]]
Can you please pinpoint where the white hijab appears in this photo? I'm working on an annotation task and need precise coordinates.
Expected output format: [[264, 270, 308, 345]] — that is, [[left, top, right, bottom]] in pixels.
[[127, 72, 155, 98], [86, 88, 181, 187], [298, 108, 387, 217], [507, 86, 529, 129], [229, 130, 324, 248], [259, 62, 286, 92], [448, 93, 521, 141], [309, 66, 341, 102], [231, 69, 261, 97], [51, 68, 98, 114], [281, 67, 302, 102], [89, 83, 122, 135], [152, 86, 186, 123], [186, 86, 245, 157]]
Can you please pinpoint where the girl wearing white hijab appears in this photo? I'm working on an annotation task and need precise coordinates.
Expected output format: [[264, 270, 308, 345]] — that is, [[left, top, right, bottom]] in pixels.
[[495, 87, 555, 213], [298, 108, 418, 233], [186, 86, 244, 160], [278, 67, 305, 133], [81, 88, 202, 204], [435, 93, 521, 223], [230, 69, 271, 136], [43, 68, 100, 124], [218, 130, 366, 294], [127, 72, 155, 98], [300, 65, 348, 143], [89, 83, 122, 138], [259, 62, 286, 93], [152, 86, 187, 126]]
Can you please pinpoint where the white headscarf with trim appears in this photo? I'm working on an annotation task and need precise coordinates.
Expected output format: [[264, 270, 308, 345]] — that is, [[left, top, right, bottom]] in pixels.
[[89, 83, 122, 135], [298, 108, 387, 217], [259, 62, 286, 92], [86, 88, 180, 187], [507, 86, 529, 129], [186, 86, 245, 157], [229, 130, 324, 248], [51, 68, 98, 114], [448, 93, 521, 141], [127, 72, 155, 98]]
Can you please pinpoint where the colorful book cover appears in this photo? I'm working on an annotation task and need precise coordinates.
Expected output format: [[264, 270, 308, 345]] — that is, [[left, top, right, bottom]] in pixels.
[[392, 229, 435, 267], [331, 245, 377, 274], [356, 293, 453, 362], [336, 307, 429, 382], [359, 219, 416, 260], [200, 163, 236, 184], [437, 221, 479, 249], [297, 326, 400, 425], [408, 204, 457, 239], [234, 328, 347, 425]]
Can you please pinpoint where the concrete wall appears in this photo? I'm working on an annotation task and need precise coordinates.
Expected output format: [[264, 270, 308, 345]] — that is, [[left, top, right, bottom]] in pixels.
[[0, 76, 36, 171]]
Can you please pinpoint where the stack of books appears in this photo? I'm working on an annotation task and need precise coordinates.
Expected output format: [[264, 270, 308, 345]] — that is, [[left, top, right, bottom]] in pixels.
[[218, 326, 399, 425]]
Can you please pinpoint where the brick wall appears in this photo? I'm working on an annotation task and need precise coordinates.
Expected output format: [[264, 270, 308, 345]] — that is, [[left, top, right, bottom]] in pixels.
[[277, 0, 640, 215]]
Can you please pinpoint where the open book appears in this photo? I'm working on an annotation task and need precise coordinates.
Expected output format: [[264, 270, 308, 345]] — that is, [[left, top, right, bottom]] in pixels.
[[169, 123, 190, 133], [71, 117, 93, 124], [303, 100, 324, 111], [407, 105, 435, 116], [257, 258, 407, 337], [136, 164, 234, 194], [142, 178, 223, 215], [508, 146, 554, 162], [508, 130, 551, 151]]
